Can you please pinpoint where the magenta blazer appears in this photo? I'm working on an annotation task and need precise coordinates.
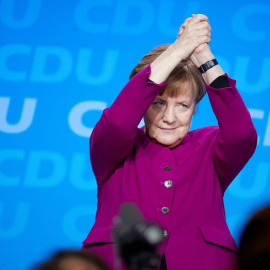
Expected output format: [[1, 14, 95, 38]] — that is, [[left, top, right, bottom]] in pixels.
[[82, 65, 257, 270]]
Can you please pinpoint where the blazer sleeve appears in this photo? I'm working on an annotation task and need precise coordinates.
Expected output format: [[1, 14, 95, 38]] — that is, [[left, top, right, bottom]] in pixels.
[[207, 75, 257, 193], [90, 65, 166, 191]]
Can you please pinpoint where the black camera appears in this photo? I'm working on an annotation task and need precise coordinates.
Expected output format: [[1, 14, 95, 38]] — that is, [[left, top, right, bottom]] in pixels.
[[112, 203, 164, 270]]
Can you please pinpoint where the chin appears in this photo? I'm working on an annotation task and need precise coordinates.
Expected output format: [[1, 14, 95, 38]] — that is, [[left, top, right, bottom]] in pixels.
[[157, 138, 181, 148]]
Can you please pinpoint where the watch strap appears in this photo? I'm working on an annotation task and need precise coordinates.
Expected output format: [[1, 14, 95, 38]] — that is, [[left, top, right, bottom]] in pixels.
[[198, 59, 218, 73]]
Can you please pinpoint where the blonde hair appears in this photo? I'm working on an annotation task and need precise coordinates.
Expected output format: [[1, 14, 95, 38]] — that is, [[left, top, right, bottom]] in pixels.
[[129, 44, 206, 104]]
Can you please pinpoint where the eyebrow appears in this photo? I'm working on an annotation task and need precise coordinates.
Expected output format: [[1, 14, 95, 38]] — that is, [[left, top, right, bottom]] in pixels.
[[177, 99, 194, 104], [154, 97, 166, 102], [154, 97, 194, 104]]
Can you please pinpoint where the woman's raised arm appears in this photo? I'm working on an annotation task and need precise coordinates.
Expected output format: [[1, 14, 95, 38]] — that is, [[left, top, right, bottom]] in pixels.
[[149, 14, 211, 84]]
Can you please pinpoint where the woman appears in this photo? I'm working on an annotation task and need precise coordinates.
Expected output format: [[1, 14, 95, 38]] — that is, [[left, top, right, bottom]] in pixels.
[[82, 14, 257, 270]]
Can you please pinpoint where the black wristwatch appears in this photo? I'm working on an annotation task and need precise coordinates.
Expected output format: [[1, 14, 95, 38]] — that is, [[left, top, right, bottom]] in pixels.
[[198, 59, 218, 73]]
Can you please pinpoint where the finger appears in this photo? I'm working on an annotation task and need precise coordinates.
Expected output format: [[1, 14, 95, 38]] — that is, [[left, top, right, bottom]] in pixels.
[[189, 14, 209, 25], [196, 27, 211, 37], [177, 17, 192, 38], [186, 26, 212, 45], [195, 31, 212, 42], [193, 14, 209, 22], [195, 35, 211, 47], [178, 17, 192, 32], [177, 25, 184, 38], [183, 17, 192, 27], [188, 21, 211, 32], [200, 31, 211, 39]]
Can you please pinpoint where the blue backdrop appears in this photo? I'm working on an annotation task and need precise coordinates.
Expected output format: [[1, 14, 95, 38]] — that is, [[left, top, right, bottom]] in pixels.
[[1, 0, 270, 269]]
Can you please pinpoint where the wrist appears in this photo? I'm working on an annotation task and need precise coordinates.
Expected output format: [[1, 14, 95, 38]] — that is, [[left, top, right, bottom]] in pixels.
[[149, 43, 185, 84], [191, 51, 215, 67], [168, 42, 186, 60]]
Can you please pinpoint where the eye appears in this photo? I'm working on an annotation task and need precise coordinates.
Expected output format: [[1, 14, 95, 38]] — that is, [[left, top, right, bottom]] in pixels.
[[178, 103, 188, 109], [153, 100, 165, 107]]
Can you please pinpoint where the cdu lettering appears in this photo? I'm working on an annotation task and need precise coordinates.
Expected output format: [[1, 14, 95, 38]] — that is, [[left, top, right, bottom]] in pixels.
[[234, 57, 270, 94], [76, 49, 119, 85], [74, 0, 112, 33], [0, 202, 31, 239], [229, 163, 270, 199], [214, 55, 231, 75], [249, 109, 264, 145], [24, 151, 67, 187], [263, 113, 270, 146], [0, 149, 24, 186], [30, 46, 73, 83], [68, 101, 107, 137], [232, 4, 270, 41], [74, 0, 154, 35], [249, 109, 270, 147], [62, 205, 97, 243], [0, 0, 41, 29], [112, 0, 154, 34], [157, 1, 200, 37], [69, 153, 97, 190], [0, 44, 31, 81], [0, 97, 37, 133]]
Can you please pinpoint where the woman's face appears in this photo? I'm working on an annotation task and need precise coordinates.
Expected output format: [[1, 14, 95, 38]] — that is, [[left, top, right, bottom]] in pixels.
[[144, 90, 196, 148]]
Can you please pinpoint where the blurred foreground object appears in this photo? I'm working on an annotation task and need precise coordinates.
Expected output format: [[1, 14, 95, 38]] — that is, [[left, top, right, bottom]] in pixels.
[[238, 205, 270, 270], [34, 249, 109, 270], [112, 203, 164, 270]]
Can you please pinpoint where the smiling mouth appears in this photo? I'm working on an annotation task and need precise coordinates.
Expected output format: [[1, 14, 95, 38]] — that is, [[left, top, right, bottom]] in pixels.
[[160, 127, 177, 132]]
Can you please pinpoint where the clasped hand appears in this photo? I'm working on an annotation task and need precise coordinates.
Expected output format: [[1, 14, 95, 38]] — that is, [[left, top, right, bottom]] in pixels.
[[173, 14, 212, 65]]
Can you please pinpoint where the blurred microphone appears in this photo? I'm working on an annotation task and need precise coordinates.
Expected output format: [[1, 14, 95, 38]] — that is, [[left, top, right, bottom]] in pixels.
[[112, 203, 164, 270]]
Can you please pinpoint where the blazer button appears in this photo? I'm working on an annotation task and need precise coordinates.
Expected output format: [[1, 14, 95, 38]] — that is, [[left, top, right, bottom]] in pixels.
[[164, 180, 173, 188], [164, 230, 168, 237], [163, 165, 172, 171], [161, 207, 169, 214]]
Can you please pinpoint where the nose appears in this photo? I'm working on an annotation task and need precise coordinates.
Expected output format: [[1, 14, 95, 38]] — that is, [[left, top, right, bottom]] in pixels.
[[163, 106, 176, 124]]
